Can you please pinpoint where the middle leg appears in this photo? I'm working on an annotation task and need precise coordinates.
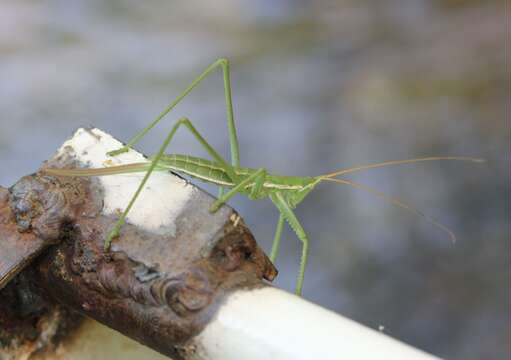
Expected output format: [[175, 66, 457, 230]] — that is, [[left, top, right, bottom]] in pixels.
[[209, 168, 266, 212]]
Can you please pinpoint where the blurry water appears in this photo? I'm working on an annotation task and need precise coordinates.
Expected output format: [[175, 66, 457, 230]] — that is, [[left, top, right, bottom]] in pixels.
[[1, 1, 510, 358]]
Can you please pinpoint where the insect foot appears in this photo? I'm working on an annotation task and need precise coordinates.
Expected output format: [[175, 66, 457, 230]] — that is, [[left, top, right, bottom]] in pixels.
[[209, 201, 223, 213]]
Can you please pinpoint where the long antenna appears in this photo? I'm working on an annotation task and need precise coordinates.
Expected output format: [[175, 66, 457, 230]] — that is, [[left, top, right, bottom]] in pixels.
[[322, 157, 484, 179], [321, 177, 457, 243]]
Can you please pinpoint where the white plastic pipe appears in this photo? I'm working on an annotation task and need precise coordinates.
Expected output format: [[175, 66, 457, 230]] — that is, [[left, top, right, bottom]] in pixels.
[[191, 287, 439, 360]]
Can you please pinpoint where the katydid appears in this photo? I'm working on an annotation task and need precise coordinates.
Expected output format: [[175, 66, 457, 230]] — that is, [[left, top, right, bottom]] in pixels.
[[44, 58, 484, 295]]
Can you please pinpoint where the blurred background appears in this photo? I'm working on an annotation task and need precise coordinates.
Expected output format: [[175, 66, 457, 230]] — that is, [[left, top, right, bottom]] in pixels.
[[1, 0, 509, 358]]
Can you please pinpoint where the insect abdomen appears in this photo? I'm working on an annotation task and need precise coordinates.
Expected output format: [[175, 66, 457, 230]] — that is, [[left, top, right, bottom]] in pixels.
[[159, 154, 234, 186]]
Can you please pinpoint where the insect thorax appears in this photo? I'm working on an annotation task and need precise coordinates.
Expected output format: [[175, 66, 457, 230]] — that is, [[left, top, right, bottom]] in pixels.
[[159, 154, 320, 205]]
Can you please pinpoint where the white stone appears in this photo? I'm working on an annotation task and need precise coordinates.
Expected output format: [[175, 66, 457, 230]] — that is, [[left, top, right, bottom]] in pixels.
[[56, 128, 194, 236]]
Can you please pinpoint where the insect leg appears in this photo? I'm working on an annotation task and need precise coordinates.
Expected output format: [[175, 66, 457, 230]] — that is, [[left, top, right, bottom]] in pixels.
[[104, 117, 236, 251], [176, 118, 240, 182], [270, 192, 310, 295], [248, 168, 266, 199], [270, 214, 285, 262], [108, 58, 241, 169], [209, 168, 266, 212]]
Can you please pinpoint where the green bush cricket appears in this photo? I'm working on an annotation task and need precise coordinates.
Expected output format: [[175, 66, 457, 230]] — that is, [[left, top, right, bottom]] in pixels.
[[44, 58, 484, 295]]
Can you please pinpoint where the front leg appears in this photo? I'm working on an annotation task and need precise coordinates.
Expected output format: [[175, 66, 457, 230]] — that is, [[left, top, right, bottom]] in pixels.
[[270, 191, 310, 296], [270, 214, 285, 262]]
